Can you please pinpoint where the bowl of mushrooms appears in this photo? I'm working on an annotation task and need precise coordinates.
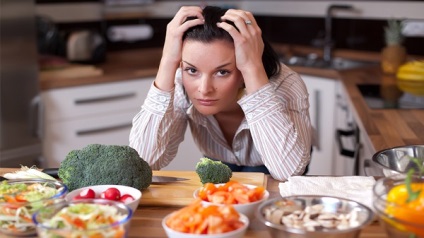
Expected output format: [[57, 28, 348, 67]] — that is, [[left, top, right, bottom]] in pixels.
[[256, 195, 374, 238]]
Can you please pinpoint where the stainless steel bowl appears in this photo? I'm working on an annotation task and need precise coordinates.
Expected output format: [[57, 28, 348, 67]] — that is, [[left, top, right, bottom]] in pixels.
[[369, 145, 424, 177], [256, 196, 374, 238]]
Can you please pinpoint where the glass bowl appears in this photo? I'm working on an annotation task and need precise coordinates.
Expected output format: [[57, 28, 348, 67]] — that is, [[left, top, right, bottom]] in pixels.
[[256, 195, 374, 238], [373, 174, 424, 237], [0, 178, 68, 236], [32, 199, 133, 238]]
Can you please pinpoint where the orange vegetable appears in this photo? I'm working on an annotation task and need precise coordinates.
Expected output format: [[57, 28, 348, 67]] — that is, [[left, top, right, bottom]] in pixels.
[[198, 181, 265, 205], [386, 182, 424, 236], [165, 199, 244, 234]]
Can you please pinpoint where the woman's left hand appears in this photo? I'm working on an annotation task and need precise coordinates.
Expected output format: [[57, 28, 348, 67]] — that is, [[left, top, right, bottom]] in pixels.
[[218, 10, 264, 71], [218, 9, 268, 92]]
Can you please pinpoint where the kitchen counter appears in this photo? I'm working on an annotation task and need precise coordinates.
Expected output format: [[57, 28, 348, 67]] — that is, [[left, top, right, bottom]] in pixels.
[[39, 48, 162, 90], [39, 46, 424, 155], [338, 68, 424, 153], [0, 168, 387, 238]]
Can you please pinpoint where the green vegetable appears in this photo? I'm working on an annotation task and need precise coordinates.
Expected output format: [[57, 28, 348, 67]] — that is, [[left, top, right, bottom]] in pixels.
[[58, 144, 152, 191], [405, 156, 424, 203], [195, 157, 232, 184]]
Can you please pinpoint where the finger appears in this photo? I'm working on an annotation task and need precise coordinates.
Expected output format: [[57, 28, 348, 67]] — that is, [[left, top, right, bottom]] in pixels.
[[217, 21, 244, 43], [222, 9, 255, 25], [180, 18, 204, 32], [220, 10, 256, 33], [174, 6, 204, 25]]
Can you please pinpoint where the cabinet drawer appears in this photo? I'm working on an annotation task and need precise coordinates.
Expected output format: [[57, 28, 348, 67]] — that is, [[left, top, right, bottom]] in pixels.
[[43, 111, 136, 167], [42, 78, 154, 121]]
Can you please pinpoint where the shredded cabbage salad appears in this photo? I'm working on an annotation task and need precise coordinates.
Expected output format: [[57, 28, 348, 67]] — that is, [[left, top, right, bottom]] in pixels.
[[0, 181, 60, 234], [39, 203, 129, 238]]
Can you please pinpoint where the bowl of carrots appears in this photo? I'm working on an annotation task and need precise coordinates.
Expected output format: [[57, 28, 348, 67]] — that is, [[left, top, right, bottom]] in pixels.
[[162, 199, 249, 238], [193, 181, 269, 219]]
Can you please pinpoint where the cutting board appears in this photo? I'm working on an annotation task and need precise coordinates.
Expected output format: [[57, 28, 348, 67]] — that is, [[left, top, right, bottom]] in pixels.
[[141, 171, 266, 207]]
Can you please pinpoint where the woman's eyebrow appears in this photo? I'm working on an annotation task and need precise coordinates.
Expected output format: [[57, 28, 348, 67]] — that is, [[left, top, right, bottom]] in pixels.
[[182, 60, 232, 69], [182, 60, 195, 67]]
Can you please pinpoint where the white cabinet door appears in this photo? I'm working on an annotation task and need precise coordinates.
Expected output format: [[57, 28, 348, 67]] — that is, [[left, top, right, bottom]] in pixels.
[[42, 77, 202, 170], [43, 111, 137, 167], [301, 75, 337, 175], [42, 79, 153, 122], [42, 78, 154, 167]]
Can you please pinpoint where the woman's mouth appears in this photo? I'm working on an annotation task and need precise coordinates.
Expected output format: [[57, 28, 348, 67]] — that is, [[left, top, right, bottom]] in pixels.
[[197, 99, 217, 106]]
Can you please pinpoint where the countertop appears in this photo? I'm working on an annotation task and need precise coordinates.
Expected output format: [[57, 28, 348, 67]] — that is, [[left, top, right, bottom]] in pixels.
[[0, 168, 387, 238], [39, 45, 424, 154]]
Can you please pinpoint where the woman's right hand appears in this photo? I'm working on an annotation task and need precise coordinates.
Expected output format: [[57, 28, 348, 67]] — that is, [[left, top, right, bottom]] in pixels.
[[162, 6, 204, 66]]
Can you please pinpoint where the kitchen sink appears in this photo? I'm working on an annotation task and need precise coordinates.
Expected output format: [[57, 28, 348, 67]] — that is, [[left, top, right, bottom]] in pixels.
[[280, 55, 378, 70]]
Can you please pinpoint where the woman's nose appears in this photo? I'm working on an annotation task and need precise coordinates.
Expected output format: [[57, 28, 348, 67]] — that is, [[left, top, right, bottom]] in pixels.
[[198, 76, 214, 94]]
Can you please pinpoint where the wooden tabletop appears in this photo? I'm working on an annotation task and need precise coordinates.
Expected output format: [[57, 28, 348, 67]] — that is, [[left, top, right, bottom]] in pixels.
[[123, 174, 388, 238], [0, 168, 387, 238]]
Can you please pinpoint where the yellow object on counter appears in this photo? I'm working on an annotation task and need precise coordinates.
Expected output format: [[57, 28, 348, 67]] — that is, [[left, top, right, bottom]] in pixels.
[[396, 60, 424, 81], [385, 182, 424, 236]]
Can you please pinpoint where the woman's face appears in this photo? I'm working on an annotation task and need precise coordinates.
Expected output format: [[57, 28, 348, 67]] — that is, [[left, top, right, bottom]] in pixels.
[[181, 39, 244, 116]]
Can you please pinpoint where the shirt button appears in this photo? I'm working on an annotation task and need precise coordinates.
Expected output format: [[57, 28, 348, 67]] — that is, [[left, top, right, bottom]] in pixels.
[[157, 105, 164, 111], [246, 113, 253, 119], [158, 96, 166, 102]]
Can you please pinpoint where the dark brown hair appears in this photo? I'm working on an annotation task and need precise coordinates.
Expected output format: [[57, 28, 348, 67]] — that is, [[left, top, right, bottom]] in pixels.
[[183, 6, 281, 78]]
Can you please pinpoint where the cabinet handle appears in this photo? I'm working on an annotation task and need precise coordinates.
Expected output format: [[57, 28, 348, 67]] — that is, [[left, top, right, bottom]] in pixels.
[[335, 129, 356, 157], [314, 90, 321, 151], [74, 93, 136, 105], [76, 123, 132, 136], [29, 95, 43, 138]]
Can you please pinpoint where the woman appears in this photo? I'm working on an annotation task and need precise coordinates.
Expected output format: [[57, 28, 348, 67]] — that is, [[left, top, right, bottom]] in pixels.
[[129, 6, 312, 181]]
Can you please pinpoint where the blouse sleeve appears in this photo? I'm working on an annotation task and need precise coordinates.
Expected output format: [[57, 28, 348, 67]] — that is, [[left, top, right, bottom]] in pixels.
[[238, 65, 312, 181], [129, 79, 188, 170]]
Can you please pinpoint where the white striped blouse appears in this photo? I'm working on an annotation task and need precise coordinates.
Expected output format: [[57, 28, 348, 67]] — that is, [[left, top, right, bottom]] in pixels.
[[129, 63, 312, 181]]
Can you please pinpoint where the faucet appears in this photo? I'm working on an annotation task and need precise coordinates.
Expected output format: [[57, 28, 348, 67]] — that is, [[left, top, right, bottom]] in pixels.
[[323, 4, 354, 63]]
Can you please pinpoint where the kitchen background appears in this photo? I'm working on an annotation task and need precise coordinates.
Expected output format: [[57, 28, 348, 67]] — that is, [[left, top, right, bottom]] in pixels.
[[1, 0, 423, 174]]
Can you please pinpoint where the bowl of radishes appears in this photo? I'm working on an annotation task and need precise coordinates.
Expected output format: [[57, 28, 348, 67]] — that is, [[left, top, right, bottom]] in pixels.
[[65, 185, 141, 211]]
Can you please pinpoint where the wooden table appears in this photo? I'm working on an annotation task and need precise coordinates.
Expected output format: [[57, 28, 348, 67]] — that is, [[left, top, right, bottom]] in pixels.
[[0, 168, 387, 238]]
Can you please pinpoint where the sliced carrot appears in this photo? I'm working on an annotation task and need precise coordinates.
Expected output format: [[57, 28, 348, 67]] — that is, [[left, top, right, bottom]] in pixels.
[[14, 193, 27, 202], [89, 233, 103, 238], [199, 181, 265, 204], [208, 191, 235, 205], [166, 199, 243, 235]]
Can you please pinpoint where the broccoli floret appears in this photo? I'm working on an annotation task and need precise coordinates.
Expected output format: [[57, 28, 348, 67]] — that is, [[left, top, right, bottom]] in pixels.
[[58, 144, 152, 191], [195, 157, 232, 184]]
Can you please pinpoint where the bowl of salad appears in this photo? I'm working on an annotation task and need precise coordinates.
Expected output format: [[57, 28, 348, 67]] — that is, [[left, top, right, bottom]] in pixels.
[[0, 178, 68, 236], [32, 199, 133, 238], [163, 199, 249, 238], [193, 181, 269, 219]]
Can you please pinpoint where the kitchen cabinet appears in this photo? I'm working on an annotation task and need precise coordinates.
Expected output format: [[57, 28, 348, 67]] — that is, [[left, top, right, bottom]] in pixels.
[[301, 74, 337, 175], [41, 78, 202, 169], [332, 83, 376, 176], [333, 82, 358, 176]]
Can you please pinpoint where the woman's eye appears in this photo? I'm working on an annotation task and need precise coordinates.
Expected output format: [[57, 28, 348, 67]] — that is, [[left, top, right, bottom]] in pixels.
[[217, 70, 230, 76], [184, 67, 197, 75]]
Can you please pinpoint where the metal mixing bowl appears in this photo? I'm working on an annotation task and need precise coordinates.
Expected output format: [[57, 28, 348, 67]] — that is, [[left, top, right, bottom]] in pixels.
[[370, 145, 424, 177], [256, 196, 374, 238]]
